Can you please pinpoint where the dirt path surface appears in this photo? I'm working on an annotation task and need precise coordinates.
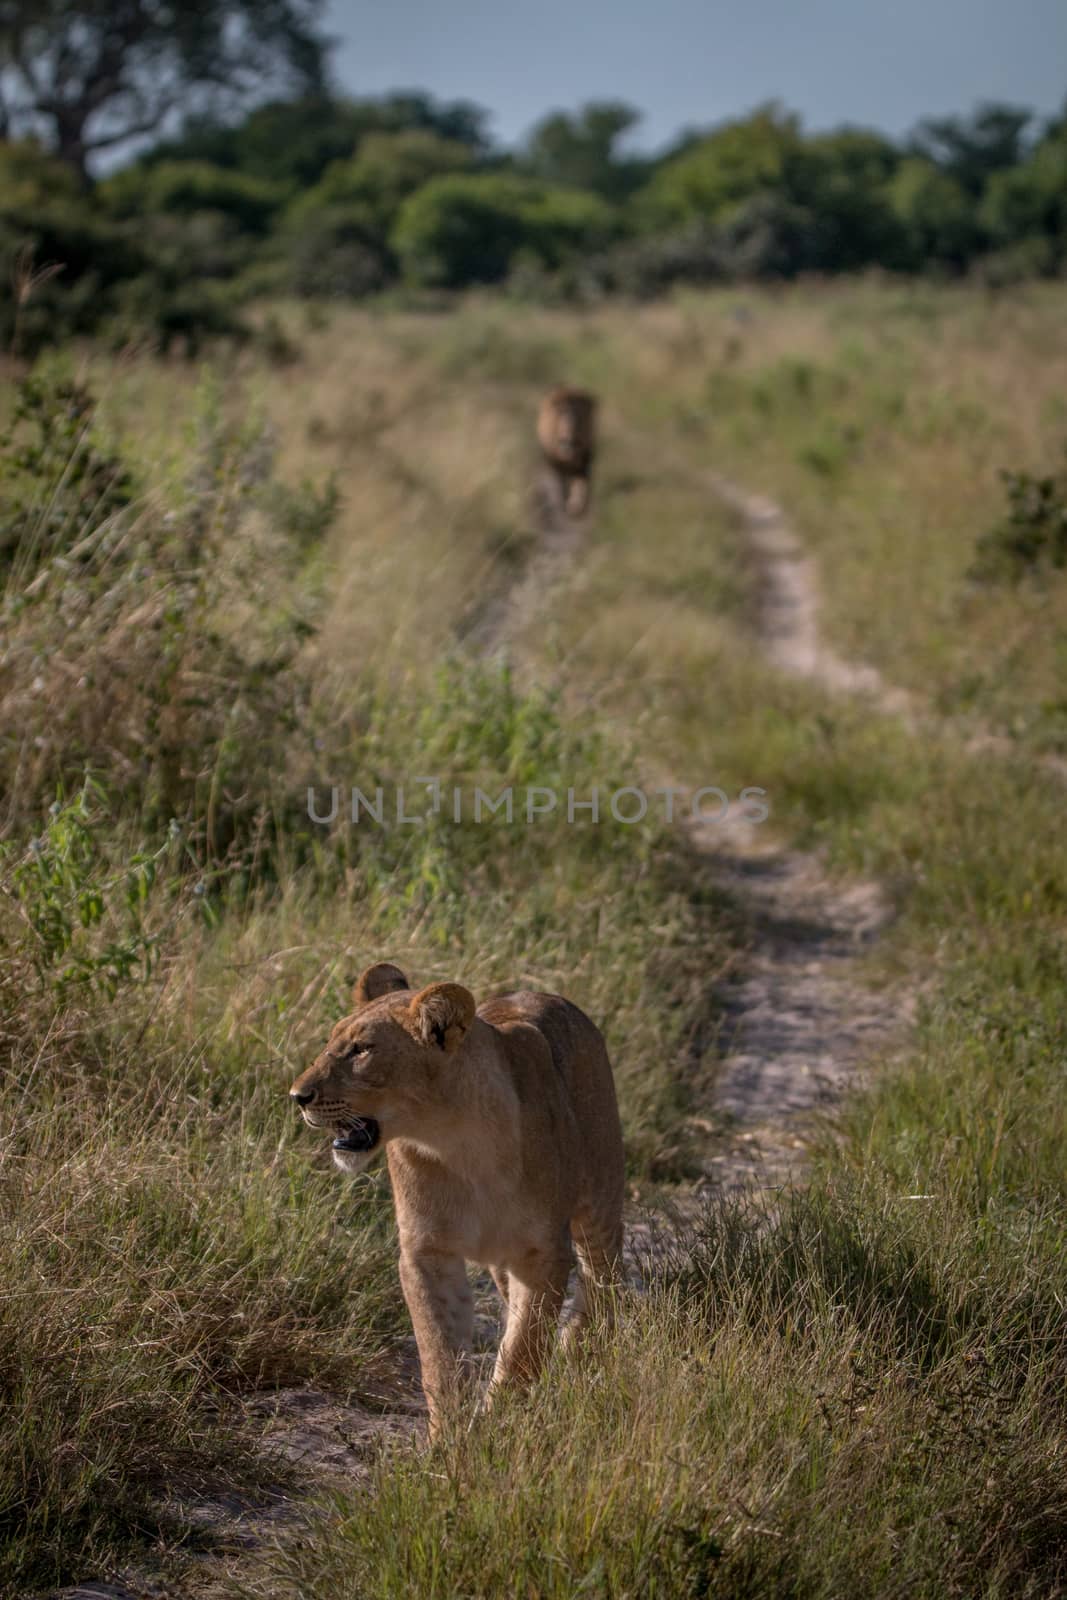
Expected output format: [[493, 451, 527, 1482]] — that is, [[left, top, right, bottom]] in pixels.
[[460, 470, 584, 656], [708, 473, 915, 719], [683, 474, 913, 1198], [685, 812, 902, 1199]]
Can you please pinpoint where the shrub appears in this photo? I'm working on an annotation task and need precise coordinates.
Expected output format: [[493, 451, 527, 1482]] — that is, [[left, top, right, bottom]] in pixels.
[[970, 451, 1067, 582], [283, 211, 391, 298], [887, 158, 985, 270], [0, 781, 185, 1012], [102, 160, 287, 232], [392, 173, 619, 287], [0, 142, 148, 354], [0, 372, 315, 857], [0, 373, 136, 574]]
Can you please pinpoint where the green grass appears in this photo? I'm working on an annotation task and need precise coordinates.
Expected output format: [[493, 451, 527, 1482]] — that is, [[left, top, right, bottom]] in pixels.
[[271, 1180, 1067, 1599], [0, 341, 730, 1593]]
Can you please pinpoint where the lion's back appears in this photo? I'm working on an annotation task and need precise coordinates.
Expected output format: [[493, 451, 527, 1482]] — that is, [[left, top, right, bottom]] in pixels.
[[478, 989, 624, 1209]]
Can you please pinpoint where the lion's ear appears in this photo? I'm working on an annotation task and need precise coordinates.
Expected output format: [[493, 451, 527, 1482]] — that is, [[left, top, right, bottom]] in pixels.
[[353, 962, 410, 1007], [406, 982, 475, 1053]]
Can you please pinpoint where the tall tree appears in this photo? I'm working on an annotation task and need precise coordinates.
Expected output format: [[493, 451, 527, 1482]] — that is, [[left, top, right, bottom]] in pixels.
[[911, 103, 1033, 196], [525, 101, 646, 200], [0, 0, 329, 181]]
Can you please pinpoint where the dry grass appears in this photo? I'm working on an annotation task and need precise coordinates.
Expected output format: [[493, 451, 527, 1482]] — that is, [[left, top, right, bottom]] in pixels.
[[0, 316, 728, 1592]]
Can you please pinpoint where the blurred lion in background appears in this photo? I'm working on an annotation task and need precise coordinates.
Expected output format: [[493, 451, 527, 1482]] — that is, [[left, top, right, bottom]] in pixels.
[[537, 386, 598, 518]]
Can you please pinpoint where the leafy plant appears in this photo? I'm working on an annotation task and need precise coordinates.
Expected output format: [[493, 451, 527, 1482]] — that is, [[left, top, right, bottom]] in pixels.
[[271, 471, 342, 547], [0, 780, 188, 1003], [0, 373, 136, 572], [970, 450, 1067, 582]]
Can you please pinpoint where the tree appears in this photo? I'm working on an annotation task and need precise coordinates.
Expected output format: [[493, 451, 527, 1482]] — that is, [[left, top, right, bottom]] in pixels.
[[981, 125, 1067, 270], [887, 158, 982, 269], [140, 90, 491, 192], [642, 105, 803, 227], [910, 103, 1034, 197], [280, 131, 475, 297], [524, 100, 647, 200], [391, 173, 618, 288], [789, 129, 905, 271], [0, 0, 329, 182]]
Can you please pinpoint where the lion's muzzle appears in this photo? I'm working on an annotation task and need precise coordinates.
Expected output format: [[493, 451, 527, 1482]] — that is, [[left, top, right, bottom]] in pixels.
[[332, 1116, 380, 1154]]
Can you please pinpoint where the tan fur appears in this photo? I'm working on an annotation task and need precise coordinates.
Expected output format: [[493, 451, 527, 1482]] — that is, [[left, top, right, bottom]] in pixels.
[[537, 386, 598, 518], [290, 962, 625, 1434]]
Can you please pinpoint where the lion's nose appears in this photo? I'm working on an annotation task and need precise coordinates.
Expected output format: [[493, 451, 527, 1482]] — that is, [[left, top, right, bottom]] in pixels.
[[290, 1087, 316, 1107]]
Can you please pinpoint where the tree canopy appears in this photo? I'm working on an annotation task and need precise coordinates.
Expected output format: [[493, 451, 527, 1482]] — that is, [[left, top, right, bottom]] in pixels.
[[523, 101, 647, 200], [2, 77, 1065, 354], [0, 0, 328, 180]]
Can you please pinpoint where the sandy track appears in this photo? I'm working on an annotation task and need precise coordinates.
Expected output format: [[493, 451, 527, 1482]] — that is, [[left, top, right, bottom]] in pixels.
[[680, 475, 913, 1197], [708, 473, 914, 717]]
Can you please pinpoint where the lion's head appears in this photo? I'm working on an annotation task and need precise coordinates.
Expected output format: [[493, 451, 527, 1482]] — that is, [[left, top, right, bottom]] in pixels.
[[289, 962, 476, 1173], [541, 386, 597, 468]]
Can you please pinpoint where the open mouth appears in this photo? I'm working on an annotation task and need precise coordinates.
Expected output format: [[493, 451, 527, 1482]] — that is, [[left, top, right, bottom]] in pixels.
[[332, 1117, 380, 1154]]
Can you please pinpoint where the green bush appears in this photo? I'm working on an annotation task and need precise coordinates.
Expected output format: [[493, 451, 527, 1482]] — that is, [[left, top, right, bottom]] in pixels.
[[0, 373, 136, 573], [0, 372, 314, 856], [887, 158, 985, 270], [637, 110, 907, 277], [392, 172, 619, 287], [970, 451, 1067, 582], [0, 142, 148, 354], [981, 128, 1067, 271], [643, 106, 803, 228], [101, 160, 288, 234], [0, 781, 182, 1008]]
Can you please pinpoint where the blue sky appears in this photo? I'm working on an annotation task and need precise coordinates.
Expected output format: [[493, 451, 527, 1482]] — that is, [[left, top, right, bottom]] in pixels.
[[325, 0, 1066, 151]]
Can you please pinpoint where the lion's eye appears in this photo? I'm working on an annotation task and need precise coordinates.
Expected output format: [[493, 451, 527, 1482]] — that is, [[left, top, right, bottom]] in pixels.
[[347, 1042, 369, 1059]]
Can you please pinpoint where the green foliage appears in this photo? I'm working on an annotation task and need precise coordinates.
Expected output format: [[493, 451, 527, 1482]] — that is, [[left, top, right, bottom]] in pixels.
[[279, 130, 474, 295], [148, 91, 490, 186], [981, 127, 1067, 267], [970, 451, 1067, 582], [0, 141, 149, 354], [290, 131, 474, 231], [0, 139, 252, 355], [0, 782, 177, 1003], [102, 160, 287, 233], [912, 103, 1036, 196], [888, 159, 984, 269], [392, 172, 619, 287], [0, 373, 136, 571], [3, 85, 1066, 348], [524, 100, 648, 200], [645, 105, 802, 227], [641, 109, 908, 278], [270, 471, 341, 548]]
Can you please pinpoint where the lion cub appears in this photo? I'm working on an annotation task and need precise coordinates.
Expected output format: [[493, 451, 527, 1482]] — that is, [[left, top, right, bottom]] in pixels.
[[290, 962, 625, 1433]]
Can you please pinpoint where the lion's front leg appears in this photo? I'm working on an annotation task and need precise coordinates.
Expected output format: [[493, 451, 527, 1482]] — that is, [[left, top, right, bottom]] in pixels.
[[398, 1249, 474, 1436], [487, 1249, 572, 1398], [564, 473, 590, 517]]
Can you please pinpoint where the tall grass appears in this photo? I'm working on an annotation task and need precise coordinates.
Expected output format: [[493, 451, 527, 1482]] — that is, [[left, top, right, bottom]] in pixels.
[[271, 1179, 1067, 1599], [0, 339, 730, 1592]]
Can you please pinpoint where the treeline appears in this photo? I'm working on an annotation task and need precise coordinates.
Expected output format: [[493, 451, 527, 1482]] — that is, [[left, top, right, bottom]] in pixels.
[[4, 90, 1067, 352]]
